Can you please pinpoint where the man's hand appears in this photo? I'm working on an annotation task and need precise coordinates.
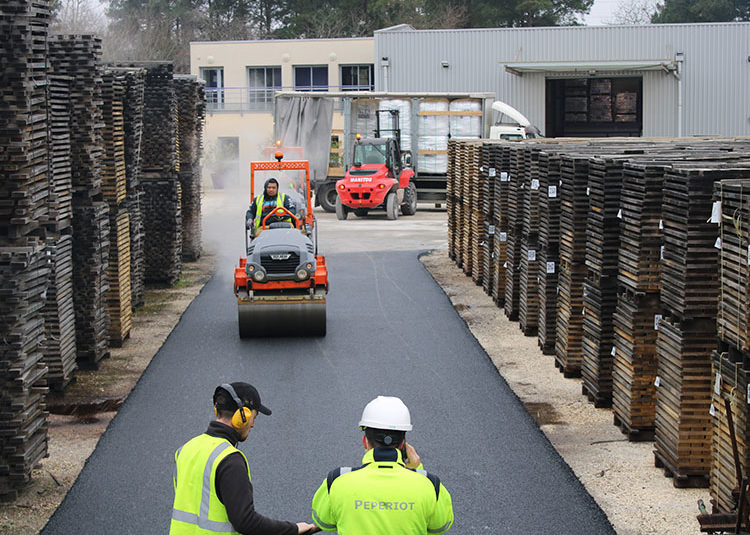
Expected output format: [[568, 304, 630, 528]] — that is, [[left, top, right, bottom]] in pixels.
[[403, 442, 421, 469], [297, 521, 319, 533]]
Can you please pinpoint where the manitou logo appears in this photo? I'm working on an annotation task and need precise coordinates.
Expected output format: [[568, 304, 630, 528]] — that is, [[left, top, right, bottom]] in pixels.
[[271, 253, 291, 261]]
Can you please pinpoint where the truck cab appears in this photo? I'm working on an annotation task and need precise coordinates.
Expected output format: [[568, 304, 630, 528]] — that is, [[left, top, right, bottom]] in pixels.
[[334, 110, 417, 220]]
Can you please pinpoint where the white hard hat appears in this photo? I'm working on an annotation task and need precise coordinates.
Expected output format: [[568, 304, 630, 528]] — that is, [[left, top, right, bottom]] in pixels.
[[358, 396, 412, 431]]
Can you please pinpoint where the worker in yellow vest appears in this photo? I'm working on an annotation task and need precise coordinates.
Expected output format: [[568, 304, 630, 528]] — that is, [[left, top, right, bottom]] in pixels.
[[170, 382, 316, 534], [248, 178, 296, 235], [311, 396, 454, 535]]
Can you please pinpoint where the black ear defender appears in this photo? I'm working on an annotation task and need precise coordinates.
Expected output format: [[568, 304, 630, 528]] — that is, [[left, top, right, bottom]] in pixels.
[[220, 383, 252, 431]]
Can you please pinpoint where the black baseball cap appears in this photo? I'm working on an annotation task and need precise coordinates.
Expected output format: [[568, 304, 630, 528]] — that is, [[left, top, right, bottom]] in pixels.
[[214, 382, 272, 415]]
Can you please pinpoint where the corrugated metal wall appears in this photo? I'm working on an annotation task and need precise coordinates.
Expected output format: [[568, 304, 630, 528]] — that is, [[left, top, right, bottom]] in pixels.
[[374, 23, 750, 137]]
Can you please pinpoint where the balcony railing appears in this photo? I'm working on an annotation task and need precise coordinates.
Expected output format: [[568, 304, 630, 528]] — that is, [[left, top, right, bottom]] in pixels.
[[203, 84, 375, 113]]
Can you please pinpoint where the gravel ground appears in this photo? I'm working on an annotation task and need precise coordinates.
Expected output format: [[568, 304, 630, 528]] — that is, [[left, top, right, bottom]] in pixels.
[[420, 250, 708, 535]]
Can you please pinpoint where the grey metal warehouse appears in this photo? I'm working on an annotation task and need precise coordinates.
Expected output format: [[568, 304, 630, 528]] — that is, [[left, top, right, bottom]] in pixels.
[[373, 23, 750, 138]]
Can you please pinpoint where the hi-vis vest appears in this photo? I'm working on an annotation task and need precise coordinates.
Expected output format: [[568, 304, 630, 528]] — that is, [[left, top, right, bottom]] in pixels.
[[170, 434, 250, 534], [254, 193, 286, 231]]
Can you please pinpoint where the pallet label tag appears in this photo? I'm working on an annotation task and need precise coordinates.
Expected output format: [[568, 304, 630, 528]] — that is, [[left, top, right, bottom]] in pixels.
[[714, 237, 722, 249], [617, 209, 623, 219], [503, 261, 508, 268], [659, 219, 663, 230], [710, 201, 721, 224], [747, 245, 750, 266], [654, 314, 662, 330], [654, 376, 660, 387], [747, 384, 750, 404], [531, 179, 539, 190], [611, 346, 616, 357], [488, 225, 495, 235], [710, 403, 716, 416], [528, 250, 536, 261], [499, 232, 507, 242], [586, 187, 590, 196], [489, 167, 496, 177], [500, 172, 509, 182], [715, 373, 722, 395], [660, 245, 664, 260], [546, 262, 555, 274], [548, 185, 557, 198]]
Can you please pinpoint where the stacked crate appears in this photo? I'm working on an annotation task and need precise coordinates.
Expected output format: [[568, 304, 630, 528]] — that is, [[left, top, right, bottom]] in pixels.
[[491, 144, 511, 307], [518, 147, 541, 336], [122, 68, 146, 307], [710, 178, 750, 511], [555, 154, 590, 377], [613, 161, 667, 439], [537, 151, 562, 355], [480, 142, 497, 296], [0, 0, 52, 500], [141, 64, 182, 284], [446, 140, 458, 260], [581, 156, 626, 407], [50, 35, 110, 369], [504, 145, 525, 321], [101, 70, 133, 346], [467, 142, 485, 285]]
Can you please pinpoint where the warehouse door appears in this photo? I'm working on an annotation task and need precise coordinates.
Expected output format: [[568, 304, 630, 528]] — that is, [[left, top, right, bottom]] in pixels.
[[545, 77, 642, 137]]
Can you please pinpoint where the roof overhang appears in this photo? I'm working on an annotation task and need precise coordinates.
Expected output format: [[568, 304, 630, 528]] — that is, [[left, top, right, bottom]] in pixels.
[[503, 60, 676, 76]]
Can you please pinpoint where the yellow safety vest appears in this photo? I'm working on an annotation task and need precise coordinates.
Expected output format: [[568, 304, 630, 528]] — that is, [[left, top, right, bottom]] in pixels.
[[311, 448, 454, 535], [170, 434, 250, 534], [254, 193, 286, 232]]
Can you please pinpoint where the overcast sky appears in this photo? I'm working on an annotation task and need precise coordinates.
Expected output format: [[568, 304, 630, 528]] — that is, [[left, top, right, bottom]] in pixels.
[[582, 0, 620, 25]]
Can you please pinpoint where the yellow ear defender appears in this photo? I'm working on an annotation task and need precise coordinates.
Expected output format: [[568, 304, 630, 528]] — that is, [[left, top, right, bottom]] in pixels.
[[220, 383, 253, 431]]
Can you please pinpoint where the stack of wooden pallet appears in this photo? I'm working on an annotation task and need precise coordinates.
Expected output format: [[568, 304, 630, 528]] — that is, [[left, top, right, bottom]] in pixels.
[[612, 160, 667, 439], [0, 0, 52, 500], [47, 74, 73, 235], [537, 151, 562, 355], [453, 142, 467, 270], [519, 147, 541, 336], [101, 70, 133, 346], [504, 146, 526, 321], [122, 68, 146, 308], [49, 35, 111, 368], [446, 140, 458, 261], [174, 75, 204, 262], [656, 166, 750, 486], [555, 154, 590, 377], [581, 156, 626, 407], [467, 142, 485, 284], [141, 64, 182, 284], [480, 142, 497, 296], [491, 144, 510, 307]]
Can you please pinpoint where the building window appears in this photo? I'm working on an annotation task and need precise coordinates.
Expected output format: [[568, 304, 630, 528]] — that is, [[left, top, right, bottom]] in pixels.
[[341, 65, 374, 91], [200, 67, 224, 108], [247, 66, 281, 108], [294, 65, 328, 91]]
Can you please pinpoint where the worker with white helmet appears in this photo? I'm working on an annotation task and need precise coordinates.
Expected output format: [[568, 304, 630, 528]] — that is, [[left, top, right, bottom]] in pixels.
[[310, 396, 454, 534]]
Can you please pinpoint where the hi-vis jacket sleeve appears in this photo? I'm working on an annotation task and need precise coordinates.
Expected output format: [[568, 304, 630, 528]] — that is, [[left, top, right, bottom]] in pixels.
[[427, 482, 454, 535], [311, 479, 337, 532]]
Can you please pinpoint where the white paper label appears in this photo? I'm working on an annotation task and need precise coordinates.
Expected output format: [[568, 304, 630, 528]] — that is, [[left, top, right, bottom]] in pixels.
[[710, 201, 721, 224], [500, 172, 509, 182], [659, 219, 664, 230], [546, 262, 555, 274], [548, 185, 557, 198], [499, 232, 507, 242], [586, 187, 590, 196], [654, 314, 662, 330], [660, 245, 664, 260], [528, 250, 536, 261], [654, 376, 660, 387], [713, 372, 722, 395], [617, 209, 623, 219], [582, 307, 586, 316], [489, 167, 496, 177], [747, 245, 750, 266], [747, 384, 750, 404], [488, 225, 495, 235], [503, 262, 508, 268], [531, 179, 540, 190], [611, 346, 616, 357], [715, 237, 722, 249], [710, 403, 716, 416]]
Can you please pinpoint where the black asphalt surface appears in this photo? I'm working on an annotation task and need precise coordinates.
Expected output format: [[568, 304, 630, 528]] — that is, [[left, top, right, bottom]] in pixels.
[[42, 248, 615, 534]]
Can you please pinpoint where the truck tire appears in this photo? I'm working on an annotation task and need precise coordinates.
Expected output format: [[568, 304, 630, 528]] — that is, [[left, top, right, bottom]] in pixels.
[[317, 183, 338, 213], [335, 196, 348, 220], [354, 208, 369, 217], [386, 192, 399, 220], [401, 182, 417, 216]]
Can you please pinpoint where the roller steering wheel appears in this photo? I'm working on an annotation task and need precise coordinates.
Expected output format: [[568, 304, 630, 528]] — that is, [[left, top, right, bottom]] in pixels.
[[261, 206, 299, 230]]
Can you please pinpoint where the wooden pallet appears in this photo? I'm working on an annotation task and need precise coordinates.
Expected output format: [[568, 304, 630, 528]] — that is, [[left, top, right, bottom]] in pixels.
[[519, 236, 539, 336], [581, 278, 618, 407], [107, 208, 132, 346]]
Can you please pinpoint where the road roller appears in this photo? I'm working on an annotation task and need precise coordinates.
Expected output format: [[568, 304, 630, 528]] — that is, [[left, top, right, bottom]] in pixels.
[[234, 153, 328, 337]]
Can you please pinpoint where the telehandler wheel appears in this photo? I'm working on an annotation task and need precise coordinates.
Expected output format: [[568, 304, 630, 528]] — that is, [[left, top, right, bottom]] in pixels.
[[335, 196, 348, 220], [354, 208, 369, 217], [318, 184, 338, 213], [401, 182, 417, 216], [386, 192, 399, 220]]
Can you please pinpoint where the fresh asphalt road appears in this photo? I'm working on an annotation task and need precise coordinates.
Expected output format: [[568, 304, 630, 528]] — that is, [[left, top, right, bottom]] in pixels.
[[42, 190, 614, 534]]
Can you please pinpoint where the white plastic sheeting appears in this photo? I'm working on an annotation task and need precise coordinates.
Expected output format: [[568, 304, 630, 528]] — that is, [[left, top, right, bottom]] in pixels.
[[449, 99, 482, 138], [418, 99, 449, 174], [353, 99, 379, 138], [378, 99, 412, 151]]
